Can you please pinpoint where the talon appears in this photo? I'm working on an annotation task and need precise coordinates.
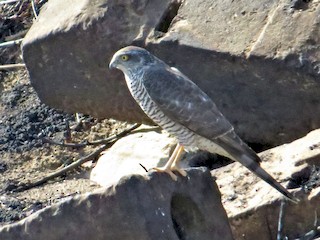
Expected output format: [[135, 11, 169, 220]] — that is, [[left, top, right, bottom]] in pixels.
[[150, 143, 187, 181], [152, 167, 178, 181], [172, 166, 187, 177]]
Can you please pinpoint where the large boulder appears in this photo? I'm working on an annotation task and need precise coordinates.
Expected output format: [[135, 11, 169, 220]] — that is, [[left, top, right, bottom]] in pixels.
[[0, 169, 234, 240], [146, 0, 320, 145], [22, 0, 173, 124], [22, 0, 320, 145]]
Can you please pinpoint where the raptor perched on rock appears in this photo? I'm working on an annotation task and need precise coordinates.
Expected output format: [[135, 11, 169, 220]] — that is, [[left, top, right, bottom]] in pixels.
[[109, 46, 298, 202]]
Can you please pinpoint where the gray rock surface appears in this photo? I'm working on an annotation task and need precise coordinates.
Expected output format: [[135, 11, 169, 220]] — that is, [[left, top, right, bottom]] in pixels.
[[22, 0, 320, 145], [22, 0, 173, 124], [147, 0, 320, 145], [0, 168, 234, 240]]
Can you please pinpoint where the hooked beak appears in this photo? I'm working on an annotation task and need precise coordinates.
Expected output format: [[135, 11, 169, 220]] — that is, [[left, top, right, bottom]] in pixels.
[[109, 55, 117, 69]]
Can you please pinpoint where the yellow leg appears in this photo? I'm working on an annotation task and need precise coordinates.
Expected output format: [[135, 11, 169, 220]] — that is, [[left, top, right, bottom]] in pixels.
[[152, 143, 187, 181], [171, 145, 187, 177]]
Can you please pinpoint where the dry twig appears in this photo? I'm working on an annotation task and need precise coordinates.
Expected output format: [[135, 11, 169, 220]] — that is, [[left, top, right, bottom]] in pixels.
[[0, 63, 26, 70], [277, 201, 287, 240], [294, 211, 320, 240], [8, 123, 141, 192], [139, 163, 148, 173], [277, 200, 320, 240], [10, 144, 109, 192], [0, 0, 20, 4], [0, 39, 23, 48], [30, 0, 38, 18], [43, 123, 141, 148], [4, 29, 28, 41]]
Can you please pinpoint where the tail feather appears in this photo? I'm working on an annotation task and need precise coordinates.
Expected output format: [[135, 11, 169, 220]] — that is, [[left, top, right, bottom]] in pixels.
[[214, 131, 299, 203], [238, 154, 299, 203]]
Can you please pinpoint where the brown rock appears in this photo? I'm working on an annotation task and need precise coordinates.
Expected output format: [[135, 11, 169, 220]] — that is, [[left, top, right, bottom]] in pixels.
[[0, 168, 234, 240]]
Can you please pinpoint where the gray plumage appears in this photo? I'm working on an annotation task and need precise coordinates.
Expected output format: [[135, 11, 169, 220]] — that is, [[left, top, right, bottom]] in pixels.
[[109, 46, 298, 202]]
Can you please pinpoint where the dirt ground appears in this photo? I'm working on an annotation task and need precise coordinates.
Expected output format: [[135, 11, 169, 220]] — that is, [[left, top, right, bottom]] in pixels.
[[0, 0, 132, 226], [0, 68, 132, 225], [0, 68, 134, 225]]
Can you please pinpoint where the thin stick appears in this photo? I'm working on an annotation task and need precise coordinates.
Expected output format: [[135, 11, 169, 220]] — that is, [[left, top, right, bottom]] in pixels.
[[64, 120, 72, 143], [139, 163, 148, 173], [43, 123, 141, 148], [294, 227, 320, 240], [277, 201, 286, 240], [70, 113, 84, 131], [0, 63, 26, 70], [75, 113, 81, 123], [0, 0, 20, 5], [0, 39, 23, 48], [10, 144, 110, 192], [42, 138, 88, 148], [86, 123, 140, 145], [296, 211, 320, 240], [31, 0, 38, 19], [5, 30, 28, 41], [7, 123, 142, 192]]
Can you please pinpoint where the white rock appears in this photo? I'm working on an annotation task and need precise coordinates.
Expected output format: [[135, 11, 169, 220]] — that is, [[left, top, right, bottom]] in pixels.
[[90, 126, 176, 187]]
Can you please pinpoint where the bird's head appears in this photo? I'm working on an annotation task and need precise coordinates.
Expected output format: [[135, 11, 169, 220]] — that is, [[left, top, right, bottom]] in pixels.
[[109, 46, 158, 75]]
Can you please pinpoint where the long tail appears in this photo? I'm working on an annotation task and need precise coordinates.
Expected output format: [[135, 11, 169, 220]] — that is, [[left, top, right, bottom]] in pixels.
[[214, 131, 299, 203]]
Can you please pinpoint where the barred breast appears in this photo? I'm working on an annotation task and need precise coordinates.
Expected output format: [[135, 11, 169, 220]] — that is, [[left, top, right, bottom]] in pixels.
[[125, 75, 197, 148]]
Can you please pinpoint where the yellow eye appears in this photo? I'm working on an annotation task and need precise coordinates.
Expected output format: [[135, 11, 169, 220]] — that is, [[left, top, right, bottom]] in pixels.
[[121, 54, 129, 61]]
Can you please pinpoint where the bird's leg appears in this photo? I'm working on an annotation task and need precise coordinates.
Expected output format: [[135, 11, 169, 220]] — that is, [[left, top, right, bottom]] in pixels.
[[170, 145, 187, 177], [152, 143, 186, 181], [152, 143, 181, 180]]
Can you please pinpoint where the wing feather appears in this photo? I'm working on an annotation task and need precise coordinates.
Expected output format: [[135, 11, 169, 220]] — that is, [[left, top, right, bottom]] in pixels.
[[142, 65, 233, 139]]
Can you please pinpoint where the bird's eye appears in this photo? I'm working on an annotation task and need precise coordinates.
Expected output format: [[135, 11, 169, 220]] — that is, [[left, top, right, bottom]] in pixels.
[[121, 55, 129, 61]]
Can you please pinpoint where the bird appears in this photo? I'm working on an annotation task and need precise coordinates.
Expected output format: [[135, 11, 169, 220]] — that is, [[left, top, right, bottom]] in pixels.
[[109, 46, 298, 202]]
